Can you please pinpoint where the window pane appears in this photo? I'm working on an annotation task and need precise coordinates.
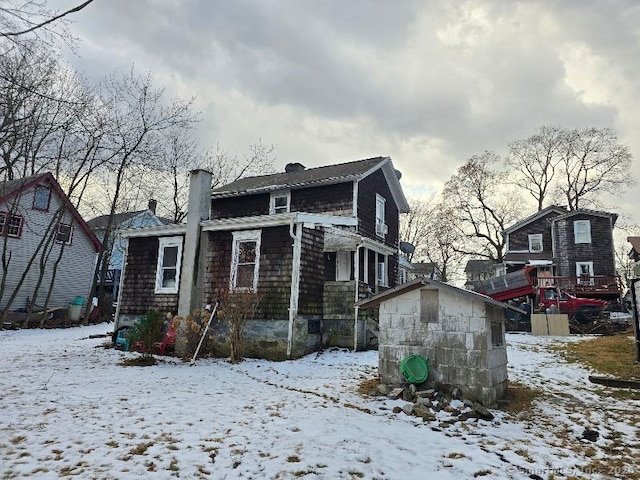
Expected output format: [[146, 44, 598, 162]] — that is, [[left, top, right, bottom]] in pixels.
[[162, 268, 176, 288], [236, 264, 255, 288], [56, 224, 71, 243], [163, 246, 178, 268], [238, 241, 256, 263], [34, 186, 51, 210], [7, 216, 21, 236], [274, 196, 287, 207]]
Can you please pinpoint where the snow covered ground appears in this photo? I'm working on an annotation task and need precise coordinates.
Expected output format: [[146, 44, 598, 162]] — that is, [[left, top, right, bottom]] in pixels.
[[1, 325, 638, 479]]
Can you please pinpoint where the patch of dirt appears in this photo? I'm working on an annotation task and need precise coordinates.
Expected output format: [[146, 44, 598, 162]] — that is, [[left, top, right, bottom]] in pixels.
[[119, 356, 157, 367]]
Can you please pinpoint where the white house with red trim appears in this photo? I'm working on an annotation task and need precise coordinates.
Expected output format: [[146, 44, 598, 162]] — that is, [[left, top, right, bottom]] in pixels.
[[0, 173, 101, 313]]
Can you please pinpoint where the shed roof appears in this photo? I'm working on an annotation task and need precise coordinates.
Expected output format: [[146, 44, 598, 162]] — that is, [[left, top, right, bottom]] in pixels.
[[357, 277, 524, 313]]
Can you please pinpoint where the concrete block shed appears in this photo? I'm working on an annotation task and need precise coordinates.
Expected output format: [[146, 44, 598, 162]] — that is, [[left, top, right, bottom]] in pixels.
[[358, 278, 523, 405]]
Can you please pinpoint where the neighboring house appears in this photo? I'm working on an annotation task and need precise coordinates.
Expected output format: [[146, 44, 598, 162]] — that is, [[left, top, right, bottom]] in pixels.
[[86, 200, 172, 300], [627, 236, 640, 278], [115, 157, 410, 359], [398, 256, 413, 284], [411, 262, 442, 280], [501, 206, 619, 299], [464, 259, 497, 290], [0, 173, 101, 312], [358, 277, 519, 406]]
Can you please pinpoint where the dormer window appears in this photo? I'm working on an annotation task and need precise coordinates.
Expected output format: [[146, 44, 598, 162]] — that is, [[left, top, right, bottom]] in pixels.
[[270, 191, 290, 214], [375, 194, 387, 237], [528, 234, 543, 252]]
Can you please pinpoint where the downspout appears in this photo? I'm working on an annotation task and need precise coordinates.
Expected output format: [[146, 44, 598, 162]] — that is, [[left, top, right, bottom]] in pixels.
[[288, 217, 303, 357], [113, 233, 128, 333]]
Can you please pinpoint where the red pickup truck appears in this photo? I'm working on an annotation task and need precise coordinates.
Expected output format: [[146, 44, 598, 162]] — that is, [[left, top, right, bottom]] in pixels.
[[537, 286, 607, 322]]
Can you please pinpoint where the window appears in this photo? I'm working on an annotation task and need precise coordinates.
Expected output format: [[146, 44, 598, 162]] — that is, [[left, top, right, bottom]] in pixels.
[[33, 185, 51, 211], [528, 234, 543, 252], [491, 322, 504, 347], [576, 261, 594, 285], [376, 254, 387, 287], [56, 224, 73, 245], [375, 194, 386, 237], [230, 230, 261, 292], [420, 289, 438, 323], [155, 236, 183, 294], [0, 212, 23, 238], [269, 191, 290, 214], [574, 220, 591, 244]]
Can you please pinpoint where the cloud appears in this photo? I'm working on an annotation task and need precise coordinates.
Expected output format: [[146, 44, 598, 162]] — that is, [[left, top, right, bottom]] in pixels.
[[64, 0, 640, 221]]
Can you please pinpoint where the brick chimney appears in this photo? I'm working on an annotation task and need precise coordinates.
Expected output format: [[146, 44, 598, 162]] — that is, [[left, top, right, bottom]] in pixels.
[[148, 199, 157, 214]]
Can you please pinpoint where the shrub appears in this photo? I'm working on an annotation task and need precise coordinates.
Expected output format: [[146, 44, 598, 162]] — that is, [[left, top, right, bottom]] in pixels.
[[126, 310, 165, 357], [218, 291, 260, 363]]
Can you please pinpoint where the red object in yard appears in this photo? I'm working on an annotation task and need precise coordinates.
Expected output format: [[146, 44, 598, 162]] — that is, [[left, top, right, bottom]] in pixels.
[[155, 328, 177, 355]]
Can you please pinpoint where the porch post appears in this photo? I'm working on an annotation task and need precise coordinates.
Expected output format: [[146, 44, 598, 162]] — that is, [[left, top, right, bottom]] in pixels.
[[178, 169, 212, 317]]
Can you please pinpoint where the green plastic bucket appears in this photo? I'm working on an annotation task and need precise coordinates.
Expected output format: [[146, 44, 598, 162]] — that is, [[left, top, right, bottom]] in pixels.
[[399, 354, 429, 384]]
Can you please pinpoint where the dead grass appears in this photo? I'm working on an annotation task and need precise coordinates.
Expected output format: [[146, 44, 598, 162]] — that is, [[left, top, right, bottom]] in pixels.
[[119, 356, 157, 367], [555, 333, 640, 400], [498, 381, 542, 415], [357, 377, 380, 395]]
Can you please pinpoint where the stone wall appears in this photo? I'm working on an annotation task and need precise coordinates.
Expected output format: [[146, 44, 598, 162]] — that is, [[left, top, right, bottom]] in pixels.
[[378, 286, 507, 405]]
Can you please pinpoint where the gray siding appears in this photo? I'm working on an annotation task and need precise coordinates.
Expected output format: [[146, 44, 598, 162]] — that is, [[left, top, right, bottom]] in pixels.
[[0, 185, 96, 311]]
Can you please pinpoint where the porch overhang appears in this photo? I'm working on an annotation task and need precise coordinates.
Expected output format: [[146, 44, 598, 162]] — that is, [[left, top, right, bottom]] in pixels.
[[119, 223, 187, 238], [323, 226, 396, 255], [200, 212, 358, 232]]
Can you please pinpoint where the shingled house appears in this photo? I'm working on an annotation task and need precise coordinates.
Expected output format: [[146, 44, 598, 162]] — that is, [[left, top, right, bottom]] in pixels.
[[114, 157, 410, 359], [501, 206, 620, 300]]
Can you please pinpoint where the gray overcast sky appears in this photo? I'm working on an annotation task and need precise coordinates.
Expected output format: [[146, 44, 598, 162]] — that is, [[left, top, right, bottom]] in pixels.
[[61, 0, 640, 223]]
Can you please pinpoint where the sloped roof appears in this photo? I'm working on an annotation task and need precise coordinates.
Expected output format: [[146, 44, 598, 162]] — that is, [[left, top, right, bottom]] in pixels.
[[464, 259, 495, 274], [412, 262, 440, 276], [357, 277, 524, 313], [504, 205, 567, 235], [552, 208, 618, 226], [211, 156, 410, 213], [0, 173, 101, 251], [627, 236, 640, 259], [86, 210, 173, 231]]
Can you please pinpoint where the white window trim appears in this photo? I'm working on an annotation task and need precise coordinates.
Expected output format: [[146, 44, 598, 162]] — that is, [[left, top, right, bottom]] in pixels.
[[230, 229, 262, 292], [269, 191, 291, 214], [375, 194, 386, 238], [576, 261, 594, 285], [154, 236, 183, 294], [377, 254, 388, 287], [55, 223, 73, 245], [528, 234, 543, 253], [574, 220, 591, 244]]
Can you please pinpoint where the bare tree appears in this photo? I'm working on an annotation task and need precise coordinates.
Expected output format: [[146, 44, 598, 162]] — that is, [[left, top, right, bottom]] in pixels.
[[558, 127, 634, 210], [0, 0, 94, 49], [399, 196, 432, 263], [506, 125, 568, 211], [443, 151, 524, 263], [84, 67, 198, 321]]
